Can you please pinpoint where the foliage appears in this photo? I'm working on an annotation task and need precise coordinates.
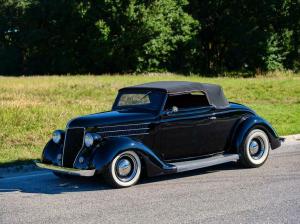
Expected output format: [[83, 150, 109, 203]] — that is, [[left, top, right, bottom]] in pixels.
[[264, 30, 293, 71], [188, 0, 299, 73], [0, 0, 197, 74], [0, 0, 299, 75]]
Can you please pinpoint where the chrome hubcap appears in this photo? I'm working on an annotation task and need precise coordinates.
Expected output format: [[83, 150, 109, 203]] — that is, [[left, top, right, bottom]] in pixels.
[[248, 137, 265, 160], [115, 154, 138, 182], [249, 140, 259, 155], [116, 159, 132, 177]]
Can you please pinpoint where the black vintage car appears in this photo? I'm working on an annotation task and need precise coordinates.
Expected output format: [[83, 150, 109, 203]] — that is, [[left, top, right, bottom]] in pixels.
[[36, 81, 283, 187]]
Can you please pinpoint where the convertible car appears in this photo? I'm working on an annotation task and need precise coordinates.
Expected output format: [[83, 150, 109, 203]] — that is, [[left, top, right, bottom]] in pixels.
[[36, 81, 283, 187]]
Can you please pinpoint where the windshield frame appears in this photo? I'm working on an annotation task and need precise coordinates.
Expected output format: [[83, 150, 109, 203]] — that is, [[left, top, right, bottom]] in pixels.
[[112, 89, 167, 112]]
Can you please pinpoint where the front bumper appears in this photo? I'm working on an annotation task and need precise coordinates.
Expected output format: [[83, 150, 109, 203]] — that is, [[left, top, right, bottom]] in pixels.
[[35, 162, 96, 177]]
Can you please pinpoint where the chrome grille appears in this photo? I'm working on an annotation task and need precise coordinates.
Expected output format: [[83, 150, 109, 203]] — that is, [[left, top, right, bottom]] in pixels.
[[62, 128, 85, 167]]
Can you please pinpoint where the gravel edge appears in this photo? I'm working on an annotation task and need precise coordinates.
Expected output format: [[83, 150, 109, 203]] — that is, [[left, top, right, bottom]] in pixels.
[[282, 134, 300, 142]]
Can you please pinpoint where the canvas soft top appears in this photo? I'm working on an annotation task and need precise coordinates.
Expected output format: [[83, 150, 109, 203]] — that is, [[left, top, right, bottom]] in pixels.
[[120, 81, 229, 108]]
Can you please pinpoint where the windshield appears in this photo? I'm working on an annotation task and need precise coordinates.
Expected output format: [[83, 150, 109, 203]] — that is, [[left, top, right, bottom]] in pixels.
[[113, 90, 165, 112]]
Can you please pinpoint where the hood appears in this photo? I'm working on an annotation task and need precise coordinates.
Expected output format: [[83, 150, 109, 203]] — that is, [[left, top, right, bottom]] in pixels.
[[67, 110, 157, 128]]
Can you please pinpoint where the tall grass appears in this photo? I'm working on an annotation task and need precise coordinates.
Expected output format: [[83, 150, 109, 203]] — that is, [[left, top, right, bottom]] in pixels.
[[0, 73, 299, 165]]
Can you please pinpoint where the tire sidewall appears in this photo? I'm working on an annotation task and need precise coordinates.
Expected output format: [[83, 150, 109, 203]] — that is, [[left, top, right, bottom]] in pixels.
[[241, 128, 270, 168], [108, 150, 141, 188]]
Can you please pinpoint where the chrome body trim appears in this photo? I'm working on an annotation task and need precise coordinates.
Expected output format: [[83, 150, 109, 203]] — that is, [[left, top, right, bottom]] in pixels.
[[98, 133, 149, 137], [72, 128, 86, 167], [35, 162, 95, 177], [97, 122, 151, 129], [61, 129, 68, 167], [96, 127, 150, 134], [62, 123, 150, 168]]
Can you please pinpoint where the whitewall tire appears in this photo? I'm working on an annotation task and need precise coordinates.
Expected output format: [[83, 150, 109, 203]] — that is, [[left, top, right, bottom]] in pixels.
[[105, 151, 141, 188], [240, 129, 270, 168]]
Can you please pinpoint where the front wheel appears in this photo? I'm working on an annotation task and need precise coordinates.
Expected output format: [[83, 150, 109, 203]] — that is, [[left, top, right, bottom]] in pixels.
[[240, 129, 270, 168], [104, 151, 142, 188]]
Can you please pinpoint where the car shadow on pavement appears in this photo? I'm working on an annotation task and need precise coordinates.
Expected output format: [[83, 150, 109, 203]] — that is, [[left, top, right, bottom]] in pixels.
[[142, 162, 242, 185], [0, 162, 241, 194]]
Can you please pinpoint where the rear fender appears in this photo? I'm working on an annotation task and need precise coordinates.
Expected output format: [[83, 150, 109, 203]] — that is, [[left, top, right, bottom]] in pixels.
[[233, 115, 281, 152], [89, 137, 176, 177]]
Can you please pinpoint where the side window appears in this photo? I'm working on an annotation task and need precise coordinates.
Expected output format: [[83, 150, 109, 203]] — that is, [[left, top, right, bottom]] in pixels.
[[164, 92, 210, 111]]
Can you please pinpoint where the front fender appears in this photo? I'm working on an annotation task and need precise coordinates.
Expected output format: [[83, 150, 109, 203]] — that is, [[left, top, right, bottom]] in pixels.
[[233, 115, 281, 152], [41, 140, 63, 166], [85, 137, 175, 177]]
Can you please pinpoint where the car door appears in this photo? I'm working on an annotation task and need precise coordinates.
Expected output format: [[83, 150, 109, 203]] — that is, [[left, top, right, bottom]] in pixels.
[[205, 109, 245, 153], [158, 107, 215, 161], [157, 92, 217, 161]]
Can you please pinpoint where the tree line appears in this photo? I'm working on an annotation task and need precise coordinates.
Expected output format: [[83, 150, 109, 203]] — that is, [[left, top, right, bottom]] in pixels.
[[0, 0, 299, 75]]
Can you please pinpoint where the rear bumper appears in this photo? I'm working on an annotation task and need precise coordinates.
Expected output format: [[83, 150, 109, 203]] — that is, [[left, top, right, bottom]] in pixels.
[[270, 137, 284, 150], [35, 162, 96, 177]]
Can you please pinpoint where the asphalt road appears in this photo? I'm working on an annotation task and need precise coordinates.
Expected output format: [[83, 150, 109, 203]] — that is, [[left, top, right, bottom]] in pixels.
[[1, 141, 300, 224]]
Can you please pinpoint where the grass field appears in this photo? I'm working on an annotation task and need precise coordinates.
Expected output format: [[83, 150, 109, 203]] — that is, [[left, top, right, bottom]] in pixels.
[[0, 73, 299, 165]]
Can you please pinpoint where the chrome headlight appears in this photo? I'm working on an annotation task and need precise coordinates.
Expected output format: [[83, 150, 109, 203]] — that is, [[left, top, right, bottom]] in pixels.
[[52, 130, 64, 144], [84, 133, 102, 147]]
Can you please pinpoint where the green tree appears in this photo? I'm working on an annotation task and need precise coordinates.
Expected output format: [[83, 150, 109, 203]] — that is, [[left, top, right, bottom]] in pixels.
[[188, 0, 298, 73], [0, 0, 299, 75], [84, 0, 198, 73]]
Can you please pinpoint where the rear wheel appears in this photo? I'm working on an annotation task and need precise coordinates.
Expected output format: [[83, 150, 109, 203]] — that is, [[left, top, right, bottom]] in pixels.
[[104, 151, 141, 188], [240, 129, 270, 168]]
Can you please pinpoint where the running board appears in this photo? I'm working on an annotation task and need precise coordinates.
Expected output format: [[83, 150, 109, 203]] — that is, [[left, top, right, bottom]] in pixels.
[[169, 153, 240, 173]]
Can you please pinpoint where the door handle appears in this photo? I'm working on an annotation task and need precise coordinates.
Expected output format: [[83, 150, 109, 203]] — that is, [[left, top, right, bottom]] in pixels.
[[209, 116, 216, 120]]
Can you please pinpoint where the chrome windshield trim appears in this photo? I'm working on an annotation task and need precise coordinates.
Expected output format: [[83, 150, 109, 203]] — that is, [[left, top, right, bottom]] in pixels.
[[35, 162, 95, 177]]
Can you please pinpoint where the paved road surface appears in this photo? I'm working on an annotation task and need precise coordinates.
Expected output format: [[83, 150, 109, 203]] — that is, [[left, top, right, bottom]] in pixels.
[[1, 141, 299, 224]]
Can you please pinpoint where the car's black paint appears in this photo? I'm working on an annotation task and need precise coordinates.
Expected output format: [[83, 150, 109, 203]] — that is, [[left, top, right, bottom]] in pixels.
[[42, 140, 63, 166], [90, 137, 176, 176], [41, 82, 282, 177], [68, 110, 157, 128], [232, 115, 281, 151]]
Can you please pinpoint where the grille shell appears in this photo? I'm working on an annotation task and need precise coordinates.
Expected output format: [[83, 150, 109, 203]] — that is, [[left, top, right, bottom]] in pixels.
[[62, 128, 85, 167]]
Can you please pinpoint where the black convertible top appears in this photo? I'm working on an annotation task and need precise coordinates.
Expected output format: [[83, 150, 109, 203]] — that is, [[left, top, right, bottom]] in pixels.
[[120, 81, 229, 108]]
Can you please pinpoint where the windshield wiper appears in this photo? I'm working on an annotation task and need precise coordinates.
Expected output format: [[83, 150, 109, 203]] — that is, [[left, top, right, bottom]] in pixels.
[[137, 91, 152, 102]]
